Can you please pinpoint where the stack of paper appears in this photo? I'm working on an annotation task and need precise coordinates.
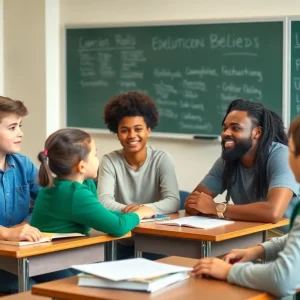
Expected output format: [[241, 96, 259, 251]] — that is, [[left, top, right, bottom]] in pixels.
[[73, 258, 192, 293]]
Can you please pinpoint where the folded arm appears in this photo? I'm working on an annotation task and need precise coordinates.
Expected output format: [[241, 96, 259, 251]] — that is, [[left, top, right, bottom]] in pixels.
[[222, 187, 292, 223], [73, 187, 139, 237], [186, 184, 292, 223]]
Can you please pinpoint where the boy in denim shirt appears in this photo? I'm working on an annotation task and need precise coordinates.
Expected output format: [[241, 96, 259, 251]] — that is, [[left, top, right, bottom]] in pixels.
[[0, 96, 74, 294]]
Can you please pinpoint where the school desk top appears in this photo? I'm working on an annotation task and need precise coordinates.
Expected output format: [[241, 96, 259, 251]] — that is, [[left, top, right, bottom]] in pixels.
[[31, 256, 274, 300]]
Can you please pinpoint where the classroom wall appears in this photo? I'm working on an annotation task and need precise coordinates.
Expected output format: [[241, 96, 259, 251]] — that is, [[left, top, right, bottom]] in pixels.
[[59, 0, 300, 198], [3, 0, 300, 199], [3, 0, 46, 159]]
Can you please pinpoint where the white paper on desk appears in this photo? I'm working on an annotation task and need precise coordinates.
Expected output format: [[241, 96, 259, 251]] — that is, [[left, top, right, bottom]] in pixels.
[[72, 258, 192, 281], [158, 216, 234, 229]]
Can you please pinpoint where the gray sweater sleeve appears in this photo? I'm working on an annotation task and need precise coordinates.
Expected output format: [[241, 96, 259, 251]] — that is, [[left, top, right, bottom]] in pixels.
[[98, 155, 126, 211], [261, 234, 288, 261], [142, 152, 180, 214], [227, 216, 300, 298]]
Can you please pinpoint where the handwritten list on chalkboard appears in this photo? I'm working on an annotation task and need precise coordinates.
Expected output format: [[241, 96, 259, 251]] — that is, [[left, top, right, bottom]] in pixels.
[[291, 20, 300, 121], [66, 21, 283, 135]]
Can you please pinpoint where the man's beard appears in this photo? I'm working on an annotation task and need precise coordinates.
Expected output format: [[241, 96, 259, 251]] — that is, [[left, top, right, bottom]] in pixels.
[[222, 137, 253, 162]]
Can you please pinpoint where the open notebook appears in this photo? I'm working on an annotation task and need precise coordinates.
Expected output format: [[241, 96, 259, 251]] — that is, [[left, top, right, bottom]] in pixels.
[[0, 232, 85, 246], [158, 216, 234, 229]]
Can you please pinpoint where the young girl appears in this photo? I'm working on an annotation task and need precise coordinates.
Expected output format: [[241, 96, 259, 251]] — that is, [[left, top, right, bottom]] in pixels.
[[193, 117, 300, 299], [31, 128, 154, 236]]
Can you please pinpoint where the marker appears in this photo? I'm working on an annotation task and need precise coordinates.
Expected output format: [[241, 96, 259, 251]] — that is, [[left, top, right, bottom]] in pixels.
[[193, 136, 220, 141]]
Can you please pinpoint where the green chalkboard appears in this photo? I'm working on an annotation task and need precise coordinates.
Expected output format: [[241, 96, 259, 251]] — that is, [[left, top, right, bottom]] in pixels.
[[291, 20, 300, 121], [66, 21, 283, 136]]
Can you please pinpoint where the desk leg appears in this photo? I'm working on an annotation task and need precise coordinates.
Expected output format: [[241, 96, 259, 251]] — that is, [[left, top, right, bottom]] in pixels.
[[135, 250, 143, 258], [18, 258, 29, 292], [134, 237, 143, 258], [200, 241, 212, 258], [111, 241, 117, 261], [263, 230, 267, 242], [105, 241, 117, 261]]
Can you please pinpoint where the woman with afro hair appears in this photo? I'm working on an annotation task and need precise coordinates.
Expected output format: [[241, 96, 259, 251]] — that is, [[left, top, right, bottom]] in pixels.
[[98, 91, 180, 259]]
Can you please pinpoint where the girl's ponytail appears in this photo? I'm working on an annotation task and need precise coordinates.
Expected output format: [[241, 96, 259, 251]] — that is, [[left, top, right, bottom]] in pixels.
[[37, 150, 54, 187]]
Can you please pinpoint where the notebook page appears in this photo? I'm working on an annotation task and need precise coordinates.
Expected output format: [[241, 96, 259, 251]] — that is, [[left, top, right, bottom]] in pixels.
[[159, 216, 234, 229]]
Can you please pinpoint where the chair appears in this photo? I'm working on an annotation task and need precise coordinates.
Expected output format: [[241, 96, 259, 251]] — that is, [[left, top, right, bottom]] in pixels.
[[179, 190, 190, 210]]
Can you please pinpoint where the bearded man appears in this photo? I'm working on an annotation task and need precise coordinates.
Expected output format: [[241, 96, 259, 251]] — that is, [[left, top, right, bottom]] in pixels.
[[185, 99, 300, 233]]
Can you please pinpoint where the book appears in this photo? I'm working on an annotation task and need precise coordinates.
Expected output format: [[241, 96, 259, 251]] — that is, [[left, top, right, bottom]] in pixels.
[[77, 271, 189, 293], [72, 258, 192, 282], [158, 216, 234, 229], [0, 232, 85, 246], [140, 214, 170, 223]]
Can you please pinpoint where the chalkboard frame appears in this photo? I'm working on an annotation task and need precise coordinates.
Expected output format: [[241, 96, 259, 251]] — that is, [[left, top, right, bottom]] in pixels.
[[64, 17, 288, 139], [288, 16, 300, 124]]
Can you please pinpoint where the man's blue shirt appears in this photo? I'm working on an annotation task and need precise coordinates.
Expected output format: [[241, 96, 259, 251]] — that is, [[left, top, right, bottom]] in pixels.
[[0, 154, 40, 227], [200, 142, 300, 232]]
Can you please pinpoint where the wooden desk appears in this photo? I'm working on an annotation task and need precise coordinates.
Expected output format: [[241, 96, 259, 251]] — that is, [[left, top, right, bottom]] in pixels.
[[1, 291, 48, 299], [0, 231, 131, 293], [31, 256, 274, 300], [132, 210, 289, 258]]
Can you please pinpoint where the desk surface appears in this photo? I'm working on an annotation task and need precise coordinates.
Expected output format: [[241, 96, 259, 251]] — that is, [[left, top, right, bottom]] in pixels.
[[1, 291, 48, 299], [31, 256, 274, 300], [133, 210, 289, 241], [0, 231, 131, 258]]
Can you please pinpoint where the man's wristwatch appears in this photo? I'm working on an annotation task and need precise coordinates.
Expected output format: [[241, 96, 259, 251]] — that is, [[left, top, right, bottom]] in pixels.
[[216, 202, 228, 219]]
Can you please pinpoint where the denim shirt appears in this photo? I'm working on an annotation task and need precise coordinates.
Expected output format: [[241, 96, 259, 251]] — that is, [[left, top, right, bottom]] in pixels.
[[0, 154, 40, 227]]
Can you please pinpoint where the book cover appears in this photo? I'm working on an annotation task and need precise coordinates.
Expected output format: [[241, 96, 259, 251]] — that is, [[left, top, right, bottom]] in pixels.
[[0, 232, 85, 246]]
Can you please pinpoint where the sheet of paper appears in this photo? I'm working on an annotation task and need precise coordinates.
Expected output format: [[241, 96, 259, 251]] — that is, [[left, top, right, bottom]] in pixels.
[[72, 258, 192, 281]]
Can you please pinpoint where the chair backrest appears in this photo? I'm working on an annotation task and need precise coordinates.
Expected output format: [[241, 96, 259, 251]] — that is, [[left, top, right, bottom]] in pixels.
[[179, 190, 190, 210]]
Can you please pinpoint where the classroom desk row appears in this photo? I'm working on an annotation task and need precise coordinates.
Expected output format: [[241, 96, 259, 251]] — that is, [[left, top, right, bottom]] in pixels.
[[132, 210, 289, 258], [0, 231, 131, 292], [1, 256, 275, 300], [0, 210, 289, 293]]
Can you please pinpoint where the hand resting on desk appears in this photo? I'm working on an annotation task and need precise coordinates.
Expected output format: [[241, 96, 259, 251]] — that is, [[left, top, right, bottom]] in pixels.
[[122, 205, 156, 220], [192, 245, 266, 280], [185, 191, 217, 215], [0, 223, 43, 242]]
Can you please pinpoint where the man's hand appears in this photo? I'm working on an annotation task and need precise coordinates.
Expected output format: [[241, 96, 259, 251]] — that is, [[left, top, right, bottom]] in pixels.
[[185, 191, 217, 215], [1, 224, 43, 242]]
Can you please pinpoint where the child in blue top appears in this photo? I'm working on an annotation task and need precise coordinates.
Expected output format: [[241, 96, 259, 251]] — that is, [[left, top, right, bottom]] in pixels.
[[0, 96, 76, 294]]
